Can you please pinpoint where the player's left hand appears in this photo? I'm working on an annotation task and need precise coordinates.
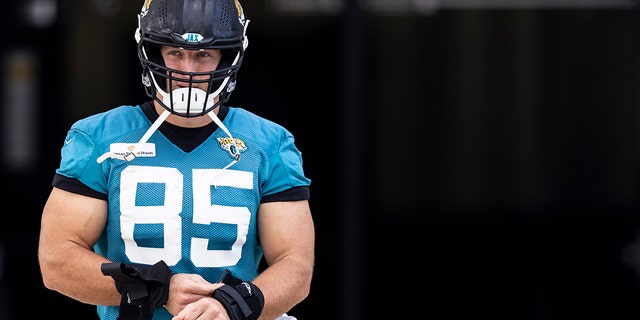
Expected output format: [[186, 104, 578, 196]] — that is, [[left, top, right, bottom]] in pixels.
[[165, 273, 224, 316], [171, 296, 230, 320]]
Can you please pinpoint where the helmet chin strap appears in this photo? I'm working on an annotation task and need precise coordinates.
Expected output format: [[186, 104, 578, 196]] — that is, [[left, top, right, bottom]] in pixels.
[[97, 92, 240, 169], [96, 110, 170, 164]]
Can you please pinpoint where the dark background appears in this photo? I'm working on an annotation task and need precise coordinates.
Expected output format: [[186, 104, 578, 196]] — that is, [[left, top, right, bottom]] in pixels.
[[4, 0, 640, 319]]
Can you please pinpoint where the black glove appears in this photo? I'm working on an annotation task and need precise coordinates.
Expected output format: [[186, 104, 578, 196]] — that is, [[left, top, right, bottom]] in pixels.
[[212, 269, 264, 320], [101, 260, 173, 320]]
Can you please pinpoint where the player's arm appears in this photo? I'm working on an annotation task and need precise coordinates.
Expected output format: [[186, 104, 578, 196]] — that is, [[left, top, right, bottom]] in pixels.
[[253, 199, 315, 320], [38, 187, 121, 306]]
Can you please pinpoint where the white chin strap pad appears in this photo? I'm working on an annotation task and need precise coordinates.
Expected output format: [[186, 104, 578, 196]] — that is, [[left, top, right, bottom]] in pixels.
[[162, 87, 214, 115]]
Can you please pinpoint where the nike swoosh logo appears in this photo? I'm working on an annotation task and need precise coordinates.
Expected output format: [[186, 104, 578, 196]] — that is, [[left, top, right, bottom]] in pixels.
[[65, 138, 73, 145]]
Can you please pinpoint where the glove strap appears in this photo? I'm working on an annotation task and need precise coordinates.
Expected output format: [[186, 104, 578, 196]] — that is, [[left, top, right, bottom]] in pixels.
[[212, 269, 264, 320], [101, 261, 173, 320]]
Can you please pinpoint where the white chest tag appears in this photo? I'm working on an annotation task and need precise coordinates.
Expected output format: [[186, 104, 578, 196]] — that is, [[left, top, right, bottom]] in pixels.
[[109, 143, 156, 159]]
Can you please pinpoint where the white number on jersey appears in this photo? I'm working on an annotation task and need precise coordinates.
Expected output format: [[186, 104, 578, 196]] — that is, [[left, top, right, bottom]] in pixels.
[[119, 165, 253, 267]]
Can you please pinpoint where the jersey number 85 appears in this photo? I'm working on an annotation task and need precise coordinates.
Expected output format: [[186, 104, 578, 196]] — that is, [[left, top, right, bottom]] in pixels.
[[118, 165, 252, 267]]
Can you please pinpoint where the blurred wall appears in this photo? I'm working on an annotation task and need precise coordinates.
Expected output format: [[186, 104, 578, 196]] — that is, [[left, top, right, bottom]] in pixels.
[[365, 9, 640, 320]]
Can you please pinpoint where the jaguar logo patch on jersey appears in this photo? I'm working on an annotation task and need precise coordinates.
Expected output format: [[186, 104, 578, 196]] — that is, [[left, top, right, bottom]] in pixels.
[[217, 137, 247, 160]]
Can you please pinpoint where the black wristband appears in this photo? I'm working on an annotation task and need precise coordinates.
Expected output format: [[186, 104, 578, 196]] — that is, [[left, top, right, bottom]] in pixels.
[[212, 269, 265, 320]]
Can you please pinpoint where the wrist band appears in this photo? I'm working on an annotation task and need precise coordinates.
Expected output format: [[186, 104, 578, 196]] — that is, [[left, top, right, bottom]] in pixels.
[[213, 269, 264, 320]]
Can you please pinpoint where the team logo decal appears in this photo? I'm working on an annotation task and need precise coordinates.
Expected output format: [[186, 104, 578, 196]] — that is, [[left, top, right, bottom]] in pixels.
[[181, 33, 204, 43], [217, 137, 247, 160], [235, 0, 243, 17], [138, 0, 152, 19]]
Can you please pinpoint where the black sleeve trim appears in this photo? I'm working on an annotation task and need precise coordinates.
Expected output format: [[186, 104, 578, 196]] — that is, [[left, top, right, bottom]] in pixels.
[[52, 173, 108, 200], [261, 186, 310, 203], [52, 174, 308, 203]]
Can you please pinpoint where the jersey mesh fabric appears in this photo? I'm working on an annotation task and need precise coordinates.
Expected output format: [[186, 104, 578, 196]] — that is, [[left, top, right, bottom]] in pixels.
[[55, 104, 310, 320]]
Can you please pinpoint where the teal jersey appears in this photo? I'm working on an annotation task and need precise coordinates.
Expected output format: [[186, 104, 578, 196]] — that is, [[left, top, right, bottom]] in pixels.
[[55, 103, 311, 320]]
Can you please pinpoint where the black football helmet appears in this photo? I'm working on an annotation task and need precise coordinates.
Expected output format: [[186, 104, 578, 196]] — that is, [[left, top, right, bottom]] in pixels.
[[134, 0, 249, 117]]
